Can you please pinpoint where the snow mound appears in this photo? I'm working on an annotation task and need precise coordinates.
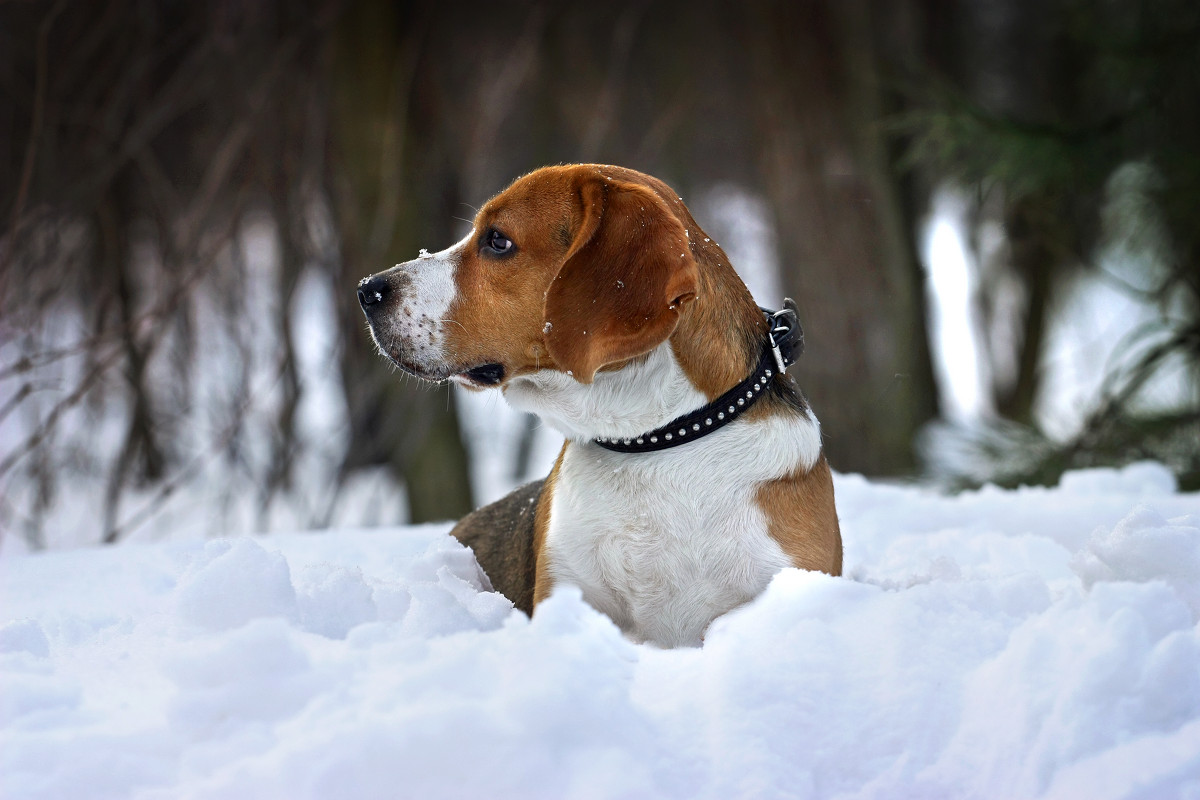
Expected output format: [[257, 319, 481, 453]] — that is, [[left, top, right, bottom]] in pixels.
[[1073, 505, 1200, 614], [175, 539, 299, 630], [2, 464, 1199, 799]]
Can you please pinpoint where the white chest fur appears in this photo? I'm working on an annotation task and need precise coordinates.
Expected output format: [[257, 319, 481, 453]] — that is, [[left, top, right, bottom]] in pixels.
[[504, 341, 823, 647], [544, 411, 821, 648]]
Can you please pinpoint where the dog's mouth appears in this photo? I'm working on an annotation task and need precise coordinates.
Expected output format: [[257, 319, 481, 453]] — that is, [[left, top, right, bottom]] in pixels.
[[392, 360, 506, 388], [456, 363, 506, 386], [376, 344, 505, 388]]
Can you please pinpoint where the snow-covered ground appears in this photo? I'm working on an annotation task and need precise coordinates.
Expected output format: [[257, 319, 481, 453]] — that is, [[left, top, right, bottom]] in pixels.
[[3, 462, 1198, 799]]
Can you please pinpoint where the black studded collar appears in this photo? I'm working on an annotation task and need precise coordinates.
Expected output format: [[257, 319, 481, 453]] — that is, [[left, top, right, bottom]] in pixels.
[[593, 300, 804, 454]]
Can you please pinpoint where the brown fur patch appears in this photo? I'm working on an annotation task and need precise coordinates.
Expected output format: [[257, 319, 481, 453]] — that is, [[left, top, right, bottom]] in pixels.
[[531, 443, 566, 606], [755, 455, 842, 575]]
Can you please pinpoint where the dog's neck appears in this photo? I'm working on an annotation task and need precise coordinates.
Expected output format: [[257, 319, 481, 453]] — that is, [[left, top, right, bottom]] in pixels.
[[502, 341, 707, 442], [593, 304, 801, 453]]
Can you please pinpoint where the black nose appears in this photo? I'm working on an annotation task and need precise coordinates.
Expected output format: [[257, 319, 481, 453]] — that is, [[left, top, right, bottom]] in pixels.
[[357, 275, 388, 308]]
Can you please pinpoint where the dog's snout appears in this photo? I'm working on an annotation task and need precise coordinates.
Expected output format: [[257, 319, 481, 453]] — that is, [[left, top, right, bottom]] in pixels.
[[357, 275, 388, 309]]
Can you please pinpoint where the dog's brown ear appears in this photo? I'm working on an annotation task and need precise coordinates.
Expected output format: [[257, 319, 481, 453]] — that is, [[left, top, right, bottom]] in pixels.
[[543, 175, 699, 383]]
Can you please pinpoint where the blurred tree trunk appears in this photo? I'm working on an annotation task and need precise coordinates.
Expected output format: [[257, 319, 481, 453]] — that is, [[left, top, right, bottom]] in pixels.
[[994, 195, 1055, 423], [326, 0, 473, 522], [744, 0, 939, 475], [958, 0, 1088, 426]]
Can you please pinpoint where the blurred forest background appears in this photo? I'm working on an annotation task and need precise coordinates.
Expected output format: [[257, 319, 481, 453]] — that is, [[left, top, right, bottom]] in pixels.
[[1, 0, 1197, 551]]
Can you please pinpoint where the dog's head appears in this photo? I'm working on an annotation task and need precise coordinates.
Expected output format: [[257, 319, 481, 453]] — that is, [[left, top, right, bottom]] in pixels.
[[357, 164, 700, 389]]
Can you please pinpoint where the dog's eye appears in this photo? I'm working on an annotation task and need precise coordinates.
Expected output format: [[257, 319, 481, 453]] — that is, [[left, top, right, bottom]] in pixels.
[[483, 229, 514, 255]]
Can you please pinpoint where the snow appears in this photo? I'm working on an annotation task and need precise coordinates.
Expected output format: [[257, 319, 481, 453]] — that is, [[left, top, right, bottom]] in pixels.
[[3, 463, 1199, 799]]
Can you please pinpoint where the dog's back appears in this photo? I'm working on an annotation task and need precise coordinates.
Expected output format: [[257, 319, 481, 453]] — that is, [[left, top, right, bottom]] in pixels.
[[452, 479, 543, 614]]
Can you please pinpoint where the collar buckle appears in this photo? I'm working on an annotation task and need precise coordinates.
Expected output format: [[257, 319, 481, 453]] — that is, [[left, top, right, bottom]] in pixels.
[[761, 299, 803, 374], [767, 309, 791, 374]]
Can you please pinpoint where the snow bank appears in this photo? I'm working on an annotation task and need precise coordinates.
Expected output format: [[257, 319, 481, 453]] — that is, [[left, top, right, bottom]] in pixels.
[[2, 463, 1198, 799]]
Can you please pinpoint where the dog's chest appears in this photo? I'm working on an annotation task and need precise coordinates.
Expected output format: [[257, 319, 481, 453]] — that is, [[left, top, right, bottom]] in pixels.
[[545, 441, 792, 647]]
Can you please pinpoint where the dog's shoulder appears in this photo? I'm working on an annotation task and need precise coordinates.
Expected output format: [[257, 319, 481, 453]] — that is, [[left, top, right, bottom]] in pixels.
[[450, 479, 544, 614]]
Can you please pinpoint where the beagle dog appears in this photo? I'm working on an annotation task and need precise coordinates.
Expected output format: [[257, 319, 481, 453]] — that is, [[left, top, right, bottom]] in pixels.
[[358, 164, 841, 647]]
